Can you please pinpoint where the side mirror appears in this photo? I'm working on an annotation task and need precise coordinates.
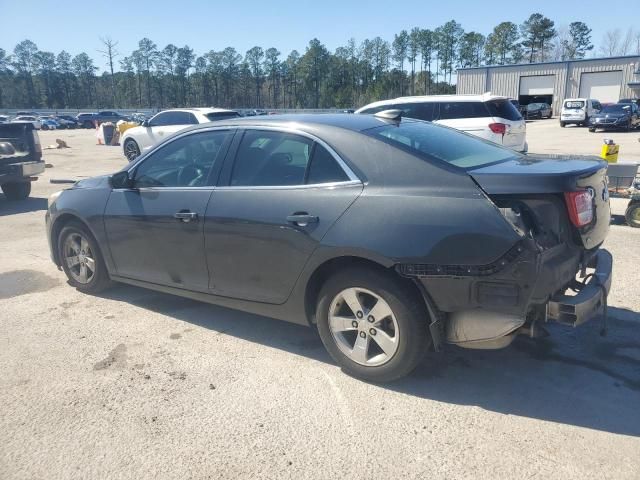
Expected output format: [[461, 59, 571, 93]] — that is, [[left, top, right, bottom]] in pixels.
[[109, 170, 134, 189], [142, 119, 150, 127]]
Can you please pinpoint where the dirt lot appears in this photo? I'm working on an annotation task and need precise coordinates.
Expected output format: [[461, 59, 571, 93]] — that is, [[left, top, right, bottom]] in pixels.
[[1, 123, 640, 479]]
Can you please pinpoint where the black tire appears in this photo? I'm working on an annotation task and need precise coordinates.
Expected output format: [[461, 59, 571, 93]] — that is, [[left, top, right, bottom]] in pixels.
[[625, 202, 640, 228], [1, 181, 31, 200], [589, 127, 596, 132], [83, 120, 94, 129], [560, 122, 566, 128], [41, 124, 49, 131], [57, 222, 112, 293], [123, 138, 141, 161], [316, 267, 429, 382]]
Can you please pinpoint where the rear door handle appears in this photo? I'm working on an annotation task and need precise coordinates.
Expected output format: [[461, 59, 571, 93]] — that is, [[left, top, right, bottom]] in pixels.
[[174, 211, 198, 223], [286, 213, 319, 227]]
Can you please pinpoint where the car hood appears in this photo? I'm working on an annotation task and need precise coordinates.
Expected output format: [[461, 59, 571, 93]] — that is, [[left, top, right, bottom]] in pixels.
[[73, 174, 111, 189], [594, 112, 628, 119], [468, 154, 606, 194]]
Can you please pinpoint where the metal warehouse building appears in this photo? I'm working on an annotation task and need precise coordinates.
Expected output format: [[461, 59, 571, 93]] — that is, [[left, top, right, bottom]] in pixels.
[[457, 55, 640, 114]]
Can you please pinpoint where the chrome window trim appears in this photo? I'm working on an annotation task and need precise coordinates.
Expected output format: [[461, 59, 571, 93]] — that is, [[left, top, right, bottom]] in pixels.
[[215, 179, 362, 191], [125, 124, 362, 188]]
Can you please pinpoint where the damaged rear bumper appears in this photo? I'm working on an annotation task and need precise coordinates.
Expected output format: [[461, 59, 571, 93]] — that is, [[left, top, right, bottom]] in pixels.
[[547, 249, 612, 326]]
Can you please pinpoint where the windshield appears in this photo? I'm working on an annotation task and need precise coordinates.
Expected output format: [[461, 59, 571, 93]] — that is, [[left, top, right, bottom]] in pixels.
[[368, 120, 518, 169], [601, 104, 631, 114], [527, 103, 545, 110], [564, 101, 585, 109]]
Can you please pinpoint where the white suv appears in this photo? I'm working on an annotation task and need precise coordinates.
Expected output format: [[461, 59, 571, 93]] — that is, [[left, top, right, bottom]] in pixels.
[[121, 108, 241, 160], [356, 93, 527, 152], [559, 98, 601, 128]]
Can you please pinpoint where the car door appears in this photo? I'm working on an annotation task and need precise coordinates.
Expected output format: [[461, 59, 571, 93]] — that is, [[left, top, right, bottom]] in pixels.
[[204, 128, 363, 304], [104, 128, 235, 291]]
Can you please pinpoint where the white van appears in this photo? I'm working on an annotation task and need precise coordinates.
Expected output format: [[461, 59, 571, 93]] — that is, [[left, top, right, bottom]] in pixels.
[[355, 93, 527, 152], [560, 98, 601, 127]]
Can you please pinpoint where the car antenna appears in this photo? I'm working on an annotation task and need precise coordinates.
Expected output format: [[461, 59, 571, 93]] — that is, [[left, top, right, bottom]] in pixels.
[[374, 109, 403, 121]]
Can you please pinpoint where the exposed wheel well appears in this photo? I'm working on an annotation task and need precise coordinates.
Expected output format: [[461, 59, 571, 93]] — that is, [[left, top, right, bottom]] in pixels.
[[304, 256, 427, 324]]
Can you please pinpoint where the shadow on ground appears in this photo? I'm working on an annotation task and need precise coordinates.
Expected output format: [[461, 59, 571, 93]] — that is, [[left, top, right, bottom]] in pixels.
[[0, 196, 47, 216], [98, 284, 640, 436]]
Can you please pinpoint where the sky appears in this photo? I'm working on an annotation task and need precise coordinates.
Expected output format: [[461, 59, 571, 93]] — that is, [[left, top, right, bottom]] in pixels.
[[1, 0, 637, 72]]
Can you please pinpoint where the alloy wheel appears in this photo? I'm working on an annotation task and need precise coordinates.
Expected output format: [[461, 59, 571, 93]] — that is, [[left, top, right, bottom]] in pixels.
[[63, 233, 96, 284], [328, 287, 399, 366], [124, 140, 140, 161]]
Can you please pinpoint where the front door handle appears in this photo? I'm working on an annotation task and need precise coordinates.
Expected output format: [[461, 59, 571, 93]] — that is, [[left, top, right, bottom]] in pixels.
[[174, 211, 198, 223], [286, 213, 319, 227]]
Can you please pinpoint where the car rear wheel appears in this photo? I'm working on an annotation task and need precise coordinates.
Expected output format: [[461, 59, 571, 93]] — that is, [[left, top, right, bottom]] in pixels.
[[58, 223, 112, 293], [316, 267, 429, 382], [124, 138, 141, 161], [589, 127, 596, 132], [560, 122, 566, 127], [1, 181, 31, 200], [625, 202, 640, 228]]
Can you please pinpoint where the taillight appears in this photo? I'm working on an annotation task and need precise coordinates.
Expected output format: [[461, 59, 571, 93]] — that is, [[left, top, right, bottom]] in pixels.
[[564, 190, 593, 227], [488, 122, 507, 134]]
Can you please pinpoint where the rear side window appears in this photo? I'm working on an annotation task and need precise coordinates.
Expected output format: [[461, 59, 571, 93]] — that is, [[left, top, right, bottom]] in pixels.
[[438, 102, 489, 120], [206, 111, 241, 121], [359, 102, 436, 121], [486, 99, 522, 121], [307, 146, 349, 184], [231, 130, 312, 186]]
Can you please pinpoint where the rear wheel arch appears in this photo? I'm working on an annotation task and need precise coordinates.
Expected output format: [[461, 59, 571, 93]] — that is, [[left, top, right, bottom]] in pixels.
[[304, 255, 427, 325]]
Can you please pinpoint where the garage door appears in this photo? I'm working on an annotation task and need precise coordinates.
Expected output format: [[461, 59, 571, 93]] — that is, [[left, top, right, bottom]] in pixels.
[[579, 71, 622, 103], [519, 75, 555, 95]]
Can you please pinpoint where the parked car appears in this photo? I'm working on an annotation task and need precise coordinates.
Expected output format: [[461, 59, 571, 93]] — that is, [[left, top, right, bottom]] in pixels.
[[356, 94, 527, 152], [525, 102, 552, 119], [0, 122, 44, 200], [120, 108, 241, 160], [76, 111, 126, 128], [560, 98, 601, 127], [12, 116, 42, 130], [39, 117, 59, 130], [619, 98, 640, 108], [54, 115, 79, 129], [589, 103, 640, 132], [46, 113, 612, 382]]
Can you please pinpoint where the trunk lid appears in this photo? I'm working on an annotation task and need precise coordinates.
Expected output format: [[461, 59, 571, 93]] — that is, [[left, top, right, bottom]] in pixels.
[[469, 154, 610, 250]]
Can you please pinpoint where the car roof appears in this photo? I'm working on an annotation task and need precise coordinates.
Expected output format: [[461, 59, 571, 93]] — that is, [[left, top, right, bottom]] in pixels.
[[157, 107, 237, 115], [176, 113, 416, 134], [356, 93, 508, 111]]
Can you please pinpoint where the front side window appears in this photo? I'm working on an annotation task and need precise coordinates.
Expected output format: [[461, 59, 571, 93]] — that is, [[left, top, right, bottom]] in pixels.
[[230, 130, 350, 186], [368, 120, 517, 169], [134, 130, 232, 188]]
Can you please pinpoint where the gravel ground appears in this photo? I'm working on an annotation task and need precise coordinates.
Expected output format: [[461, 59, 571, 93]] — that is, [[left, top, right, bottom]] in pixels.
[[1, 124, 639, 480]]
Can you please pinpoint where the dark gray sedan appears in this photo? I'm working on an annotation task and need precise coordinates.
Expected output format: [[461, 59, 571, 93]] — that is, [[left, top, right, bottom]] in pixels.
[[46, 113, 612, 381]]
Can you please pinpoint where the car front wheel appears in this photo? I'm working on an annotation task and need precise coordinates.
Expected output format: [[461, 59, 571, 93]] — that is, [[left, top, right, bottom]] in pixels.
[[123, 138, 141, 161], [58, 222, 112, 293], [316, 267, 429, 382]]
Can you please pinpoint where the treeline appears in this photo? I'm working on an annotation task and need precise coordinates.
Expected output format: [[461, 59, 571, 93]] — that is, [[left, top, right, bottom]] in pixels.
[[0, 13, 597, 110]]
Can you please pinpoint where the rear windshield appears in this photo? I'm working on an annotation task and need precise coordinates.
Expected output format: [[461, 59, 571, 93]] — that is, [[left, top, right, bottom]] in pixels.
[[485, 99, 522, 121], [368, 120, 518, 169], [564, 101, 584, 109], [206, 111, 241, 121]]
